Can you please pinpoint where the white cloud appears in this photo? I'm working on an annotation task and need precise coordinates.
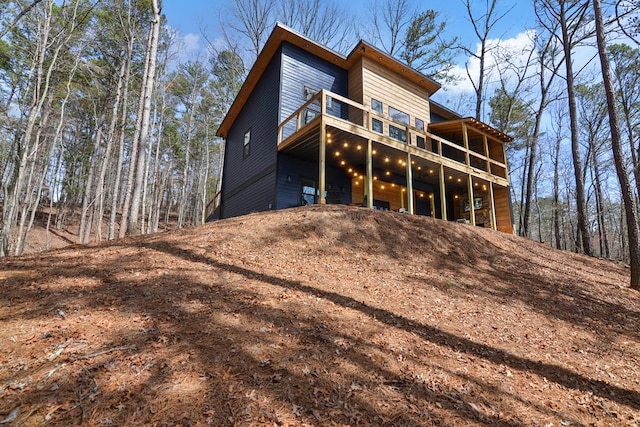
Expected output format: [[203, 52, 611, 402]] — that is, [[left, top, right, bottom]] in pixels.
[[443, 30, 538, 96], [182, 33, 201, 54]]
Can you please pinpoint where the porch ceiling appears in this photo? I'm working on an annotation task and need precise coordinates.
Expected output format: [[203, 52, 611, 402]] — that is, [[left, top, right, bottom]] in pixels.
[[279, 124, 478, 191]]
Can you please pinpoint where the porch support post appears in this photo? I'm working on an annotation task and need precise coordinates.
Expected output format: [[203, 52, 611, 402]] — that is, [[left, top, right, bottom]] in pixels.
[[430, 194, 436, 218], [467, 174, 476, 226], [483, 135, 491, 174], [462, 122, 470, 167], [439, 164, 447, 220], [319, 119, 327, 204], [366, 139, 373, 208], [489, 182, 497, 230], [406, 153, 414, 214]]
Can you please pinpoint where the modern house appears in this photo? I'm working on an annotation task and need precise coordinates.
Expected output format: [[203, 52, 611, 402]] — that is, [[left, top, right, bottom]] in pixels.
[[210, 23, 514, 234]]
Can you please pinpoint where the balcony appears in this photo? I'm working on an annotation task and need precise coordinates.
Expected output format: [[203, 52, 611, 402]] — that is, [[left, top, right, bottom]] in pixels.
[[277, 89, 510, 186]]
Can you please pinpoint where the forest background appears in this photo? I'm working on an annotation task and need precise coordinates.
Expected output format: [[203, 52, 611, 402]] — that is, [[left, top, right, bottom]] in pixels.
[[1, 0, 639, 287]]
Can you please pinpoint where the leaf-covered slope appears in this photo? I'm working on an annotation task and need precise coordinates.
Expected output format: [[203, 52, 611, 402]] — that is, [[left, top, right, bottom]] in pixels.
[[1, 205, 639, 426]]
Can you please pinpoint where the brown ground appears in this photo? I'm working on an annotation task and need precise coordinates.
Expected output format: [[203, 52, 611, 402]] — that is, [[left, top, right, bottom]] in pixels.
[[1, 205, 639, 426]]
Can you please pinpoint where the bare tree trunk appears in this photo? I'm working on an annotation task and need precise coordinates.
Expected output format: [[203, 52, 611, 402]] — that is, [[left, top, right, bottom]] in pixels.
[[126, 0, 161, 236], [593, 0, 640, 289], [2, 0, 55, 256], [559, 2, 592, 256], [95, 54, 129, 241], [79, 114, 105, 244], [523, 35, 563, 238], [462, 0, 511, 121], [591, 150, 610, 258]]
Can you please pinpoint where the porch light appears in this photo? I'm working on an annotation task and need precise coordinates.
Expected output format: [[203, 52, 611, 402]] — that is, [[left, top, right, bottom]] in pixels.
[[429, 169, 433, 174], [372, 149, 377, 155], [385, 171, 391, 176], [420, 193, 424, 198], [402, 188, 406, 192], [457, 178, 462, 182], [454, 194, 459, 199], [448, 175, 453, 180], [343, 142, 349, 148], [385, 157, 390, 163], [340, 160, 346, 166], [429, 194, 433, 199], [483, 185, 487, 190], [335, 151, 340, 156], [474, 182, 478, 187], [374, 176, 378, 180], [417, 166, 422, 170], [411, 161, 415, 165], [357, 145, 362, 150], [381, 185, 385, 190], [353, 172, 358, 176], [348, 168, 353, 173], [392, 183, 396, 187]]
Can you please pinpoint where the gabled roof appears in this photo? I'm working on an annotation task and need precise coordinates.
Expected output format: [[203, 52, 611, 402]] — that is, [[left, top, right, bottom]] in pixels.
[[216, 23, 442, 138]]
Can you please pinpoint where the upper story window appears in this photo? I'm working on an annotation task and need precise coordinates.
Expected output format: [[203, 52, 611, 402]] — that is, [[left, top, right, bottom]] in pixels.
[[415, 118, 425, 131], [243, 129, 251, 159], [371, 98, 383, 115], [303, 85, 318, 100], [389, 125, 407, 143], [389, 106, 409, 125], [372, 118, 383, 133]]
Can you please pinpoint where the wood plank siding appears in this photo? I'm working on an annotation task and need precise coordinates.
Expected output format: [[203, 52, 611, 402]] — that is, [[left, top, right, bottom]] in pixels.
[[359, 56, 430, 131], [493, 186, 513, 234]]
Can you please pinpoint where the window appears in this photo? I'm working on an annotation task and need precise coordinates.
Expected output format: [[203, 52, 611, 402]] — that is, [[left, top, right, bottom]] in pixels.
[[372, 118, 383, 133], [371, 98, 383, 115], [243, 129, 251, 158], [416, 135, 426, 149], [304, 85, 318, 100], [415, 118, 425, 131], [389, 106, 409, 125], [389, 124, 407, 143]]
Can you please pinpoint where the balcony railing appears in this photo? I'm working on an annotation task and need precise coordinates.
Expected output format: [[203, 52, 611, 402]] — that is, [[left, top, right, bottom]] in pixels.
[[277, 89, 508, 180]]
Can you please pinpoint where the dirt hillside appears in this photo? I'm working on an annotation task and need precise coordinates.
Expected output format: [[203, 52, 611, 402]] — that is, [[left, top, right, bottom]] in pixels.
[[1, 205, 639, 426]]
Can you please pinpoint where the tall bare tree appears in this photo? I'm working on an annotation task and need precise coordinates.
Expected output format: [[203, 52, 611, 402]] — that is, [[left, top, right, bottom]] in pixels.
[[121, 0, 161, 237], [522, 30, 564, 238], [536, 0, 593, 255], [278, 0, 353, 52], [461, 0, 513, 120], [228, 0, 275, 61], [593, 0, 640, 290]]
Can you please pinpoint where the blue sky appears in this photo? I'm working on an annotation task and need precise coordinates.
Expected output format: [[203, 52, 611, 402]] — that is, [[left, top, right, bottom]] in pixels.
[[161, 0, 536, 57], [160, 0, 542, 116]]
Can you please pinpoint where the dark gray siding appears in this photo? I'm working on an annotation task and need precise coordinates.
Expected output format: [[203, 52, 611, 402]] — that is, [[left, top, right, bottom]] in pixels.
[[430, 111, 448, 124], [220, 49, 282, 219], [280, 42, 348, 122], [275, 154, 352, 209]]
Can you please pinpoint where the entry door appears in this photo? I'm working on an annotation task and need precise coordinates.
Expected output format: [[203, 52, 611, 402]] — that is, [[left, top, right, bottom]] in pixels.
[[300, 179, 317, 205]]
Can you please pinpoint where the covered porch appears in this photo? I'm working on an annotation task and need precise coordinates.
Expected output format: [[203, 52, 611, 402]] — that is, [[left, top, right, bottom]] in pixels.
[[277, 90, 513, 233]]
